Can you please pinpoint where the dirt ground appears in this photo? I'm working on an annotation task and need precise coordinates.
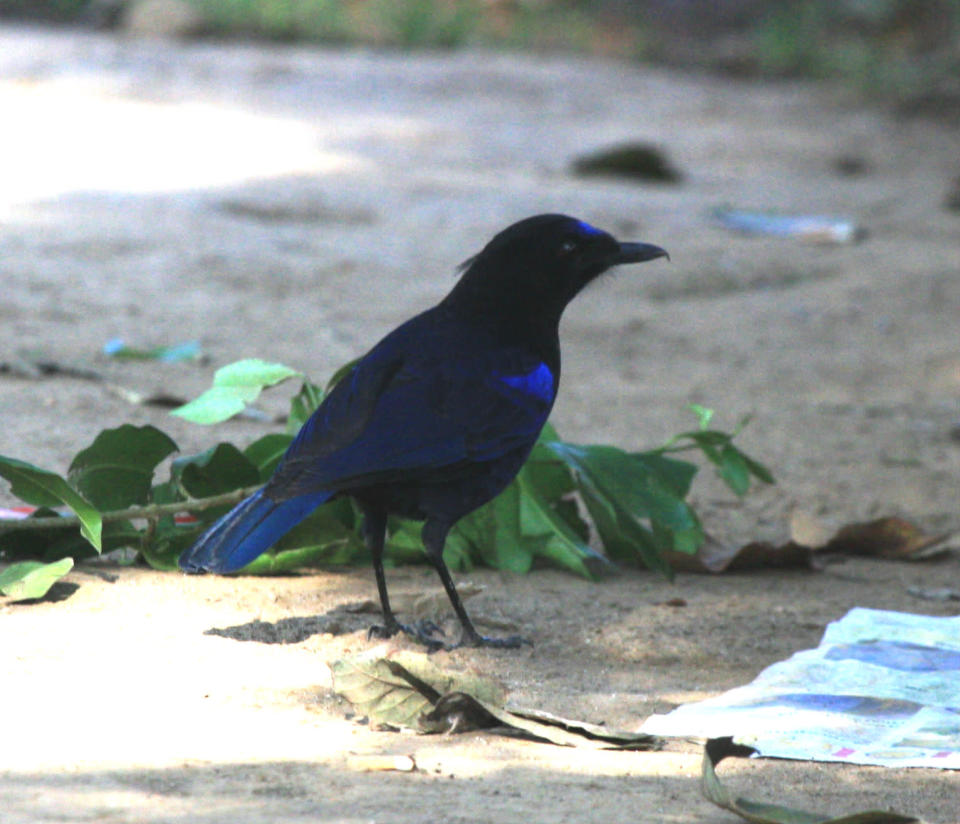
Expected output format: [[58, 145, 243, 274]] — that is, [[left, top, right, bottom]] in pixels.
[[1, 24, 959, 824]]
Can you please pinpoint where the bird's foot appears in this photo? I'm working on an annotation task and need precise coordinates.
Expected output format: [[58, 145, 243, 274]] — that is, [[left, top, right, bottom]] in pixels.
[[368, 619, 446, 652]]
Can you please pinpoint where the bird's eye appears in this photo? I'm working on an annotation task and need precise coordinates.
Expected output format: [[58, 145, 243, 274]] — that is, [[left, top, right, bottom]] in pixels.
[[559, 239, 578, 255]]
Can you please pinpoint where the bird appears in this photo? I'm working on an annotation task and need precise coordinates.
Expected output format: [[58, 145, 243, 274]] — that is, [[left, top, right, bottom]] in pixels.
[[180, 214, 668, 649]]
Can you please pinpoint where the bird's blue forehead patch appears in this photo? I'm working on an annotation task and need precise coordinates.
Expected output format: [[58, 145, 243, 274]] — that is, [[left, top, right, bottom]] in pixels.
[[497, 362, 554, 403], [575, 220, 604, 237]]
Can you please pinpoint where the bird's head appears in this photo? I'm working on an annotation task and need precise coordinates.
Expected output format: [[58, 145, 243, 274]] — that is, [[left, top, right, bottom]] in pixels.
[[446, 214, 668, 326]]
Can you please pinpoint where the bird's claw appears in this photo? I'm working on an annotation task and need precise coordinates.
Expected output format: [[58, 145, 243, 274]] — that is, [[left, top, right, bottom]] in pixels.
[[368, 618, 446, 651], [366, 622, 399, 641]]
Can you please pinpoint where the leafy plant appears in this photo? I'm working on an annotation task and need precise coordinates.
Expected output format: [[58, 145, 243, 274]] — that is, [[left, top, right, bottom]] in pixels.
[[0, 359, 772, 597]]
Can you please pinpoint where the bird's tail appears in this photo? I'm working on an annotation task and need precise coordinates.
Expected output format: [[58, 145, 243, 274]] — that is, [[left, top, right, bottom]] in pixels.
[[179, 487, 333, 574]]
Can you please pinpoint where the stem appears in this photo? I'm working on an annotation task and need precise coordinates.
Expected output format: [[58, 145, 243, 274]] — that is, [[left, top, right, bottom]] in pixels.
[[0, 484, 263, 533], [652, 443, 703, 455]]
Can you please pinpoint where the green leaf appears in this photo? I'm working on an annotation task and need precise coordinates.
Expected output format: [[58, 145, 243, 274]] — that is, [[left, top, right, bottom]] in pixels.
[[689, 403, 714, 430], [579, 482, 673, 577], [141, 522, 200, 571], [0, 456, 101, 550], [538, 420, 561, 442], [684, 429, 735, 449], [172, 443, 260, 499], [243, 500, 364, 572], [386, 518, 427, 565], [440, 527, 475, 572], [718, 444, 751, 496], [516, 468, 605, 579], [742, 451, 776, 485], [546, 441, 704, 576], [0, 557, 74, 600], [172, 359, 301, 424], [210, 358, 301, 389], [244, 433, 294, 480], [631, 452, 698, 499], [286, 381, 324, 434], [0, 507, 95, 562], [68, 424, 178, 511], [553, 443, 700, 535], [526, 442, 577, 499], [101, 520, 144, 554], [453, 485, 535, 574]]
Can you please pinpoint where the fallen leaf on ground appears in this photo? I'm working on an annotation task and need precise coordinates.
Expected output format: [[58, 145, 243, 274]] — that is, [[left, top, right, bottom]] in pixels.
[[666, 533, 818, 573], [652, 597, 688, 607], [331, 650, 657, 749], [0, 557, 74, 600], [702, 737, 920, 824], [331, 648, 507, 731], [668, 516, 954, 574], [823, 517, 951, 560]]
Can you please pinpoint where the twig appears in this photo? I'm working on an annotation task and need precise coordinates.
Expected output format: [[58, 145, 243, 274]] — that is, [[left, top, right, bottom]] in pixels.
[[0, 484, 263, 533]]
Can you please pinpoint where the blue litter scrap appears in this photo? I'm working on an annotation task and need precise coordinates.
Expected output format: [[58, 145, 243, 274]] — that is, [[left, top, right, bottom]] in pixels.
[[714, 207, 866, 244]]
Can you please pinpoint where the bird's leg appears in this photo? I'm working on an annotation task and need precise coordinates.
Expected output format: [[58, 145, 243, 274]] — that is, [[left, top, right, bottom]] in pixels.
[[362, 507, 445, 650], [422, 521, 530, 650], [362, 507, 400, 636]]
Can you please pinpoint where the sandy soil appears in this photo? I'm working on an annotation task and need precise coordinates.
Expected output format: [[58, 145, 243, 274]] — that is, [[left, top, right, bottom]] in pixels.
[[1, 24, 958, 824]]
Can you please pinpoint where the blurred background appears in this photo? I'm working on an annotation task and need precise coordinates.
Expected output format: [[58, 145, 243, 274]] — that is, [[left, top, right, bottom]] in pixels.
[[1, 0, 959, 112], [1, 0, 958, 526]]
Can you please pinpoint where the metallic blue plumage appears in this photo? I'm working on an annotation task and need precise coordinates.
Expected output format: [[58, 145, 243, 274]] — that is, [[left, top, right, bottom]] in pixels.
[[496, 362, 555, 404]]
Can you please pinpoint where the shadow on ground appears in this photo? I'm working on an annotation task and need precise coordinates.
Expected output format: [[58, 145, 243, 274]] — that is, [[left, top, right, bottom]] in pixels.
[[205, 603, 377, 643]]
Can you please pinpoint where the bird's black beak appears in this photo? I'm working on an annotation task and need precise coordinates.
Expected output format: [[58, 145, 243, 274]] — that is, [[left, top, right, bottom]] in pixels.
[[609, 243, 670, 266], [609, 242, 670, 265]]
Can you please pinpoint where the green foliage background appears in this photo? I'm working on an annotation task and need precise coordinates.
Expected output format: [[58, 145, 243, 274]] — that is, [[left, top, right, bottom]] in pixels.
[[3, 1, 957, 99], [0, 359, 772, 597]]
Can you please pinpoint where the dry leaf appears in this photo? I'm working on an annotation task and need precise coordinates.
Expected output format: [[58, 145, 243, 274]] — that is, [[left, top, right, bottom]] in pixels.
[[332, 651, 657, 749], [823, 517, 952, 560], [702, 737, 920, 824], [331, 649, 507, 730], [330, 650, 435, 729], [668, 516, 953, 575], [667, 533, 818, 574], [789, 509, 838, 547]]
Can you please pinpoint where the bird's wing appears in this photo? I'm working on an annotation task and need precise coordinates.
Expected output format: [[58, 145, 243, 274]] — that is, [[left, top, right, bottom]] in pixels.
[[265, 317, 554, 500]]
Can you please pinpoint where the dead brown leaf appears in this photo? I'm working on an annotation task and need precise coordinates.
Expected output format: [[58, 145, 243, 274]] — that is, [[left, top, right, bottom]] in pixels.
[[667, 516, 953, 574], [332, 650, 657, 749], [666, 533, 818, 573], [822, 517, 952, 560]]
